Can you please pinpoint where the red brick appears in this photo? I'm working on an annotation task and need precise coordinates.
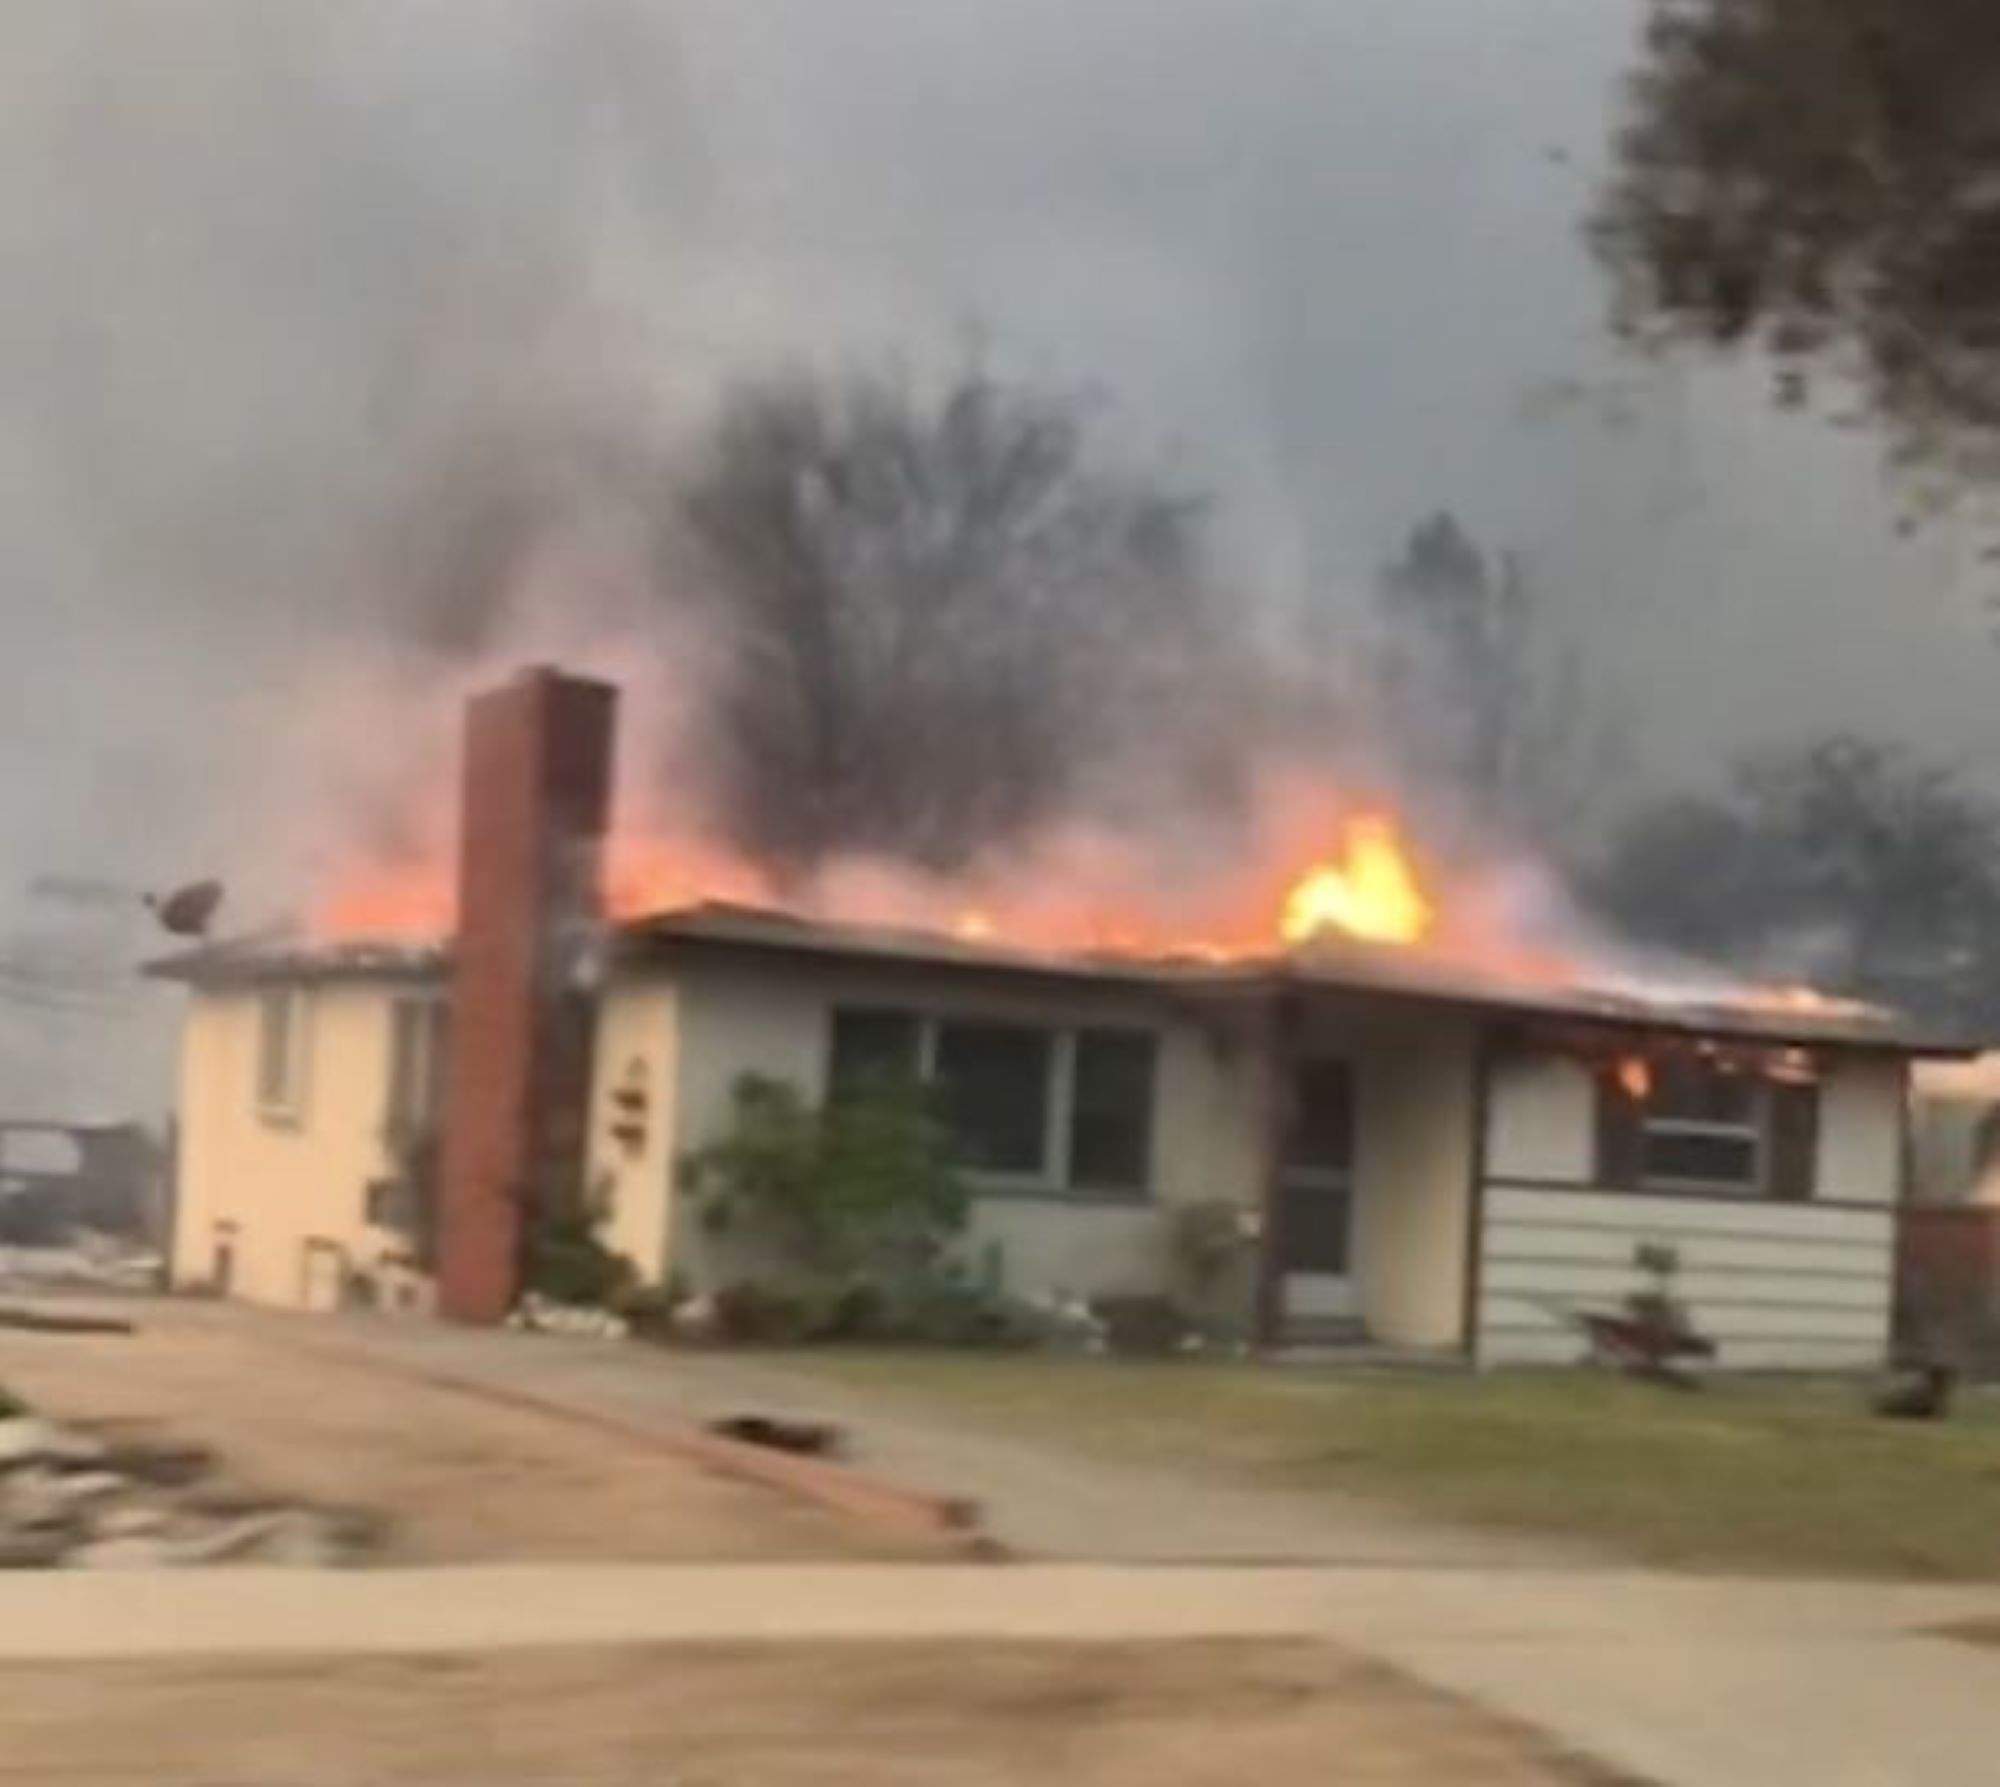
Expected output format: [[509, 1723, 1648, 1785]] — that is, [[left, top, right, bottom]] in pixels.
[[435, 668, 616, 1324]]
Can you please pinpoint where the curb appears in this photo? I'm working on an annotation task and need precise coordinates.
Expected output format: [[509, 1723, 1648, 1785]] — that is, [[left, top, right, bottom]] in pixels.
[[270, 1328, 985, 1545]]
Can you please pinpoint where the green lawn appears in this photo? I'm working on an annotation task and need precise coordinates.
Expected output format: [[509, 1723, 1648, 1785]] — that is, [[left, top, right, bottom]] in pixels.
[[775, 1351, 2000, 1579]]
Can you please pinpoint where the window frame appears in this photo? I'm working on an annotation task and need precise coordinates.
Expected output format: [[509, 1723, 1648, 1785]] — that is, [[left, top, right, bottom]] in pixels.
[[1636, 1061, 1770, 1199], [254, 985, 310, 1124], [384, 994, 448, 1141], [826, 1006, 1158, 1202]]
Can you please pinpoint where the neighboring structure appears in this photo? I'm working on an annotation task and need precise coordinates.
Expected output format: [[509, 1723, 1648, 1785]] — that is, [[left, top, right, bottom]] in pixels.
[[0, 1120, 168, 1247], [1902, 1057, 2000, 1352]]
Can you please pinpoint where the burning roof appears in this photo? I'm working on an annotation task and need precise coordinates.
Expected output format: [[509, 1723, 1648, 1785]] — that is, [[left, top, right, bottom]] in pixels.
[[149, 895, 1974, 1056]]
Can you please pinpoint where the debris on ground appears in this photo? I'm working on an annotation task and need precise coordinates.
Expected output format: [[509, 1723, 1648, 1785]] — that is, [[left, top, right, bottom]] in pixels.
[[0, 1305, 135, 1336], [707, 1414, 844, 1457], [1876, 1362, 1958, 1421], [506, 1290, 630, 1341], [0, 1407, 376, 1570]]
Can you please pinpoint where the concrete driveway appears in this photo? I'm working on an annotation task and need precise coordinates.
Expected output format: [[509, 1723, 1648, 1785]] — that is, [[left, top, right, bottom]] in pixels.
[[292, 1308, 1586, 1566]]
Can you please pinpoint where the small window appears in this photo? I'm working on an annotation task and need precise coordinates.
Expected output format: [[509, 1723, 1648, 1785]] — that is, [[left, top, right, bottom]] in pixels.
[[256, 987, 307, 1118], [385, 998, 448, 1137], [828, 1007, 922, 1102], [1640, 1057, 1765, 1194], [1069, 1029, 1157, 1193], [935, 1021, 1053, 1176], [365, 1176, 416, 1235]]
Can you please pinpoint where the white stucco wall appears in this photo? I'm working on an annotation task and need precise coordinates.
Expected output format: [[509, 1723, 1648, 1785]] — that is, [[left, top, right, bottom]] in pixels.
[[1476, 1038, 1908, 1370], [170, 980, 431, 1313], [1356, 1013, 1478, 1348], [1286, 996, 1476, 1350], [655, 951, 1263, 1302], [586, 975, 679, 1283], [1485, 1051, 1594, 1183]]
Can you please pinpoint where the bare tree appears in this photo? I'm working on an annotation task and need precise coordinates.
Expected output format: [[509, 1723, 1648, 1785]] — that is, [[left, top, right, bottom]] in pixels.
[[1373, 512, 1625, 856], [1588, 735, 2000, 1024], [672, 363, 1233, 876]]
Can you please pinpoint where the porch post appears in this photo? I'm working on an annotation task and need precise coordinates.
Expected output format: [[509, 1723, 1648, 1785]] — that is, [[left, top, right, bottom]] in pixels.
[[1460, 1021, 1496, 1365], [1253, 985, 1301, 1353]]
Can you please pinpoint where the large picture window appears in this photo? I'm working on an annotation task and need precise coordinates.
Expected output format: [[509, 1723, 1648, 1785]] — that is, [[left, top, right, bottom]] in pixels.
[[828, 1007, 1158, 1196], [935, 1021, 1054, 1175]]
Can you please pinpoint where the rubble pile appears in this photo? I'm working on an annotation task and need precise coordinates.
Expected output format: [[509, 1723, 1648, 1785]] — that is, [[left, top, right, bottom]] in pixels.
[[0, 1410, 376, 1569]]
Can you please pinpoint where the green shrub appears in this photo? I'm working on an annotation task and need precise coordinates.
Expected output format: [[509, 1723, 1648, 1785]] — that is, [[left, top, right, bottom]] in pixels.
[[521, 1173, 638, 1311], [613, 1282, 685, 1341], [681, 1075, 969, 1287], [1168, 1199, 1253, 1336]]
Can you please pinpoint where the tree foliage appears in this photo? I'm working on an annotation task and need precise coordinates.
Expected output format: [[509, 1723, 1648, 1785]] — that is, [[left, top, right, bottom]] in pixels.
[[675, 363, 1233, 876], [1594, 0, 2000, 479], [1589, 734, 2000, 1023], [681, 1073, 969, 1285]]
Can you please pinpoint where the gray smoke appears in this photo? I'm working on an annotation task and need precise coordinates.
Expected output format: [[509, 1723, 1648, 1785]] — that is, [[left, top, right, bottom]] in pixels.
[[2, 0, 1994, 1124]]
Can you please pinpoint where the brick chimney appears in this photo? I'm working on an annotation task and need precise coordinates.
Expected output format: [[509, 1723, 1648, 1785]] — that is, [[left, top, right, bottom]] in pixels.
[[434, 667, 617, 1323]]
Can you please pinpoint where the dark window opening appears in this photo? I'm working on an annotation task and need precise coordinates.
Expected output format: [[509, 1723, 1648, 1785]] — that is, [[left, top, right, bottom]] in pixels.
[[1639, 1057, 1766, 1194], [935, 1021, 1052, 1176], [1288, 1056, 1355, 1174]]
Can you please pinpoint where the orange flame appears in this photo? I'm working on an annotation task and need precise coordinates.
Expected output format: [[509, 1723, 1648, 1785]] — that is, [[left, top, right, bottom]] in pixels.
[[1279, 815, 1434, 947], [1616, 1055, 1653, 1101]]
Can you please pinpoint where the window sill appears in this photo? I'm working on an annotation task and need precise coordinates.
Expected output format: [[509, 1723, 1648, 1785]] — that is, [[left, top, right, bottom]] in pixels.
[[1636, 1180, 1774, 1202], [257, 1104, 304, 1131], [967, 1179, 1152, 1207]]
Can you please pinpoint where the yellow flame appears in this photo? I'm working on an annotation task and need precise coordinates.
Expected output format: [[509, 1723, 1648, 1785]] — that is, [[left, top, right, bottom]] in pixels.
[[1280, 815, 1434, 947]]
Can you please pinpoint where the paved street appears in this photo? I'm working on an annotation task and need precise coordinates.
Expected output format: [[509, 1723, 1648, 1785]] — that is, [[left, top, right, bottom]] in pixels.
[[9, 1301, 2000, 1786], [0, 1561, 1996, 1786]]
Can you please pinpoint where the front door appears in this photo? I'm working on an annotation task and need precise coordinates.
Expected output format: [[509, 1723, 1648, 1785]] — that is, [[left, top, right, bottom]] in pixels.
[[1277, 1056, 1357, 1323]]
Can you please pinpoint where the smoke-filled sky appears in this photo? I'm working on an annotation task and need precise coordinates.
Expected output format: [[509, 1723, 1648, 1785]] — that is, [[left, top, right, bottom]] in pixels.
[[4, 0, 1998, 1117]]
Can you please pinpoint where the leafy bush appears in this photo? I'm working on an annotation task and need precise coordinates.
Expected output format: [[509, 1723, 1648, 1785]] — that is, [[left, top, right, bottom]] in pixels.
[[0, 1383, 25, 1419], [1167, 1198, 1253, 1335], [612, 1281, 686, 1342], [879, 1272, 1042, 1348], [682, 1075, 969, 1287], [521, 1172, 638, 1311]]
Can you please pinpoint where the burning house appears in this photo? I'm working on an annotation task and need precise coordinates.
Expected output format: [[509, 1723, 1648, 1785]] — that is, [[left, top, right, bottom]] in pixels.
[[149, 667, 1971, 1369]]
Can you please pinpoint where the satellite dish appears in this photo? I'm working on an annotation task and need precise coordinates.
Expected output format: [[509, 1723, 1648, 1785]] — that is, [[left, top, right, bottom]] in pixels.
[[146, 880, 225, 939]]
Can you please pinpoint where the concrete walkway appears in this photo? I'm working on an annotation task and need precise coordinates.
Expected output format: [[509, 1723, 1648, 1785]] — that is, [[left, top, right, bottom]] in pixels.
[[1, 1562, 1996, 1787], [283, 1309, 1582, 1566]]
